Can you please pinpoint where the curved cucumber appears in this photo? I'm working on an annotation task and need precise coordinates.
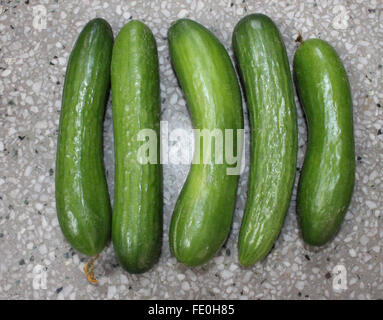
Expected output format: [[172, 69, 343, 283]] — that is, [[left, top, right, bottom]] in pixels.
[[111, 20, 162, 273], [293, 39, 355, 246], [168, 19, 244, 267], [55, 18, 113, 256], [232, 14, 298, 266]]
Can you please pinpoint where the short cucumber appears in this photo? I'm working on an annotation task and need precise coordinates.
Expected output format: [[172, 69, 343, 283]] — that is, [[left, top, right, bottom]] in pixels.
[[232, 14, 298, 266], [55, 18, 113, 256], [168, 19, 244, 267], [293, 38, 355, 246], [111, 20, 162, 273]]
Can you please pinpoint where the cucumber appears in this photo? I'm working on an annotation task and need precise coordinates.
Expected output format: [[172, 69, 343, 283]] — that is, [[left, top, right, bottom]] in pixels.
[[232, 14, 298, 266], [168, 19, 244, 267], [55, 18, 113, 256], [293, 38, 355, 246], [111, 20, 162, 273]]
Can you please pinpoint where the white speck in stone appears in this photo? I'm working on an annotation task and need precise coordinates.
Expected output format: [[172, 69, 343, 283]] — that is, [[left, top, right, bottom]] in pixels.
[[360, 235, 369, 246], [0, 141, 4, 151], [349, 248, 357, 257], [107, 285, 116, 299], [295, 281, 305, 291], [177, 9, 188, 18], [39, 244, 47, 255], [26, 96, 34, 105], [177, 273, 185, 281], [366, 200, 377, 209], [35, 120, 47, 129], [170, 93, 178, 105], [181, 281, 190, 290], [1, 69, 11, 77], [221, 270, 233, 279], [32, 81, 41, 94]]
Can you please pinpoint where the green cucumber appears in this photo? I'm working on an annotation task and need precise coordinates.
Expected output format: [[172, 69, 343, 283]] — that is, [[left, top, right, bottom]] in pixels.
[[111, 20, 162, 273], [232, 14, 298, 266], [168, 19, 244, 267], [293, 38, 355, 246], [55, 18, 113, 256]]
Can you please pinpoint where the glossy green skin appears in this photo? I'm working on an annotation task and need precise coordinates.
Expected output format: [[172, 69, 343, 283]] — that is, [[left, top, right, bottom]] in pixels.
[[294, 39, 355, 246], [232, 14, 298, 266], [56, 19, 113, 256], [111, 21, 162, 273], [168, 19, 244, 267]]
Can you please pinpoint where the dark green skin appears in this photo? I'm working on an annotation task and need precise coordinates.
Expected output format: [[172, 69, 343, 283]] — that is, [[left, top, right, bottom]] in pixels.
[[168, 19, 244, 267], [232, 14, 298, 266], [294, 39, 355, 246], [56, 18, 113, 256], [111, 20, 162, 273]]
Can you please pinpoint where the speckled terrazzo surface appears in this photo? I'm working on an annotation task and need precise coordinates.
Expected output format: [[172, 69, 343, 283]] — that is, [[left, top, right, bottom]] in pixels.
[[0, 0, 382, 300]]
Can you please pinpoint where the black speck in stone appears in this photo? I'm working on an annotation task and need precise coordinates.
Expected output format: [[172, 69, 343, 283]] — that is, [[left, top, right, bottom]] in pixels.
[[64, 252, 70, 259], [230, 2, 234, 6], [128, 286, 132, 290], [24, 199, 29, 205], [377, 129, 382, 135], [8, 100, 14, 105], [377, 103, 381, 108], [304, 254, 310, 261], [8, 204, 13, 210], [30, 256, 34, 262], [49, 61, 55, 66], [18, 136, 25, 141], [226, 248, 231, 256], [368, 8, 376, 13], [37, 211, 42, 215], [10, 25, 14, 29], [19, 259, 25, 265], [56, 287, 63, 294], [0, 233, 3, 238], [298, 292, 302, 297], [25, 0, 30, 4], [49, 168, 54, 176], [56, 81, 60, 85]]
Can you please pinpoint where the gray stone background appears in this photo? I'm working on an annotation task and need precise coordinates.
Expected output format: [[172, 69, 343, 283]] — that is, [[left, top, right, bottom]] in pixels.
[[0, 0, 382, 299]]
